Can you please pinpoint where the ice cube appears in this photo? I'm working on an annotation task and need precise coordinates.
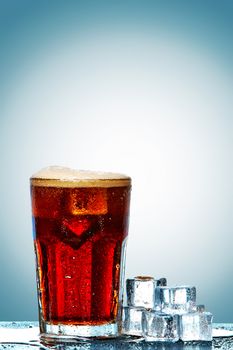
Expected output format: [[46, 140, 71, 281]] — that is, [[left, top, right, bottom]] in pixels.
[[68, 188, 107, 215], [144, 311, 179, 342], [159, 286, 196, 315], [180, 311, 213, 341], [126, 277, 156, 309], [60, 217, 94, 249], [157, 278, 167, 286], [196, 305, 205, 313], [154, 279, 167, 311], [121, 306, 145, 337]]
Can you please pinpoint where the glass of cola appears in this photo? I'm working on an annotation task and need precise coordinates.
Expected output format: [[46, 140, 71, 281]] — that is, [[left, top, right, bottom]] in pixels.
[[30, 166, 131, 344]]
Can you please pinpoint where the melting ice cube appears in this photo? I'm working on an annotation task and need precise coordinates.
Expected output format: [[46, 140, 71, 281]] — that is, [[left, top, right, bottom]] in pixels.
[[68, 188, 107, 215], [159, 286, 196, 315], [126, 277, 156, 309], [144, 311, 179, 342], [121, 306, 145, 337], [180, 311, 213, 341]]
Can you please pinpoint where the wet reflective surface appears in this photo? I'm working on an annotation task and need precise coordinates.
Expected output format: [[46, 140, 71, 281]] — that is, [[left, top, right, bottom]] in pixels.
[[0, 322, 233, 349]]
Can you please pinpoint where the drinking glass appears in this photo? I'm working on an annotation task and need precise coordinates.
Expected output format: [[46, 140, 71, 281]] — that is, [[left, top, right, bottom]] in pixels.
[[30, 167, 131, 344]]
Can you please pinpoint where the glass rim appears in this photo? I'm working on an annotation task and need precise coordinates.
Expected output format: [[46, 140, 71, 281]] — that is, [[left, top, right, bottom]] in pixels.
[[30, 177, 131, 188], [30, 166, 131, 188]]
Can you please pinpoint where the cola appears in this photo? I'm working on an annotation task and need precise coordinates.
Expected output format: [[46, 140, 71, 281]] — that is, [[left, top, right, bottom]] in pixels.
[[30, 167, 131, 341]]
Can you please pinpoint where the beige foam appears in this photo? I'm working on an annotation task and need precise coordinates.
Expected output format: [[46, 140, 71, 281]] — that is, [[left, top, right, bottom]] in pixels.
[[30, 166, 131, 188]]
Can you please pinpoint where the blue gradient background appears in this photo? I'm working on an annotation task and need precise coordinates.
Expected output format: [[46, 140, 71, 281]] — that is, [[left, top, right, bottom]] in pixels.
[[0, 0, 232, 322]]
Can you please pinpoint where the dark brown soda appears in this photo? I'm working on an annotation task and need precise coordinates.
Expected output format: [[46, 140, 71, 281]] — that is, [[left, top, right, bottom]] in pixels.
[[31, 184, 131, 325]]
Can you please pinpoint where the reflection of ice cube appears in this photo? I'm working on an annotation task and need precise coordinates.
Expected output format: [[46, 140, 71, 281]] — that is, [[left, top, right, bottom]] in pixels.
[[160, 286, 196, 315], [126, 277, 155, 309], [68, 188, 107, 215], [144, 311, 179, 342], [180, 311, 213, 341], [121, 306, 145, 337]]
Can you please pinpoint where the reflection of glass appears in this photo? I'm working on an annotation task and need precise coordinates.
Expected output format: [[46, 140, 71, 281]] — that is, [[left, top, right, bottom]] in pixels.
[[30, 167, 131, 344], [0, 321, 231, 349]]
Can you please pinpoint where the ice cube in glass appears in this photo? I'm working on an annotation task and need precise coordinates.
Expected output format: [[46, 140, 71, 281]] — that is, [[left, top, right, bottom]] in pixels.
[[68, 188, 108, 215]]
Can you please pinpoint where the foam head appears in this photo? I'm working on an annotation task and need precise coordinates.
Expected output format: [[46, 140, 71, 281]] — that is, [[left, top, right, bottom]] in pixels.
[[30, 166, 131, 188]]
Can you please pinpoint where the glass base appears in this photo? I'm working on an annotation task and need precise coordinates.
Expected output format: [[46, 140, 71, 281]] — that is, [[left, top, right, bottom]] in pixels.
[[40, 321, 118, 344]]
